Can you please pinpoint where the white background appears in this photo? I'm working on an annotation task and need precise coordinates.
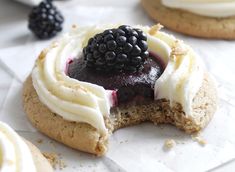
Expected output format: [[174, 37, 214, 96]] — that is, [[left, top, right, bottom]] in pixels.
[[0, 0, 235, 171]]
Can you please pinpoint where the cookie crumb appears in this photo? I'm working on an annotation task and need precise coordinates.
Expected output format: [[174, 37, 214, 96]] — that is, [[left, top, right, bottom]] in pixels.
[[164, 139, 176, 149], [171, 40, 188, 56], [191, 134, 207, 146], [36, 139, 43, 144], [38, 49, 48, 60], [153, 121, 159, 126], [43, 152, 57, 168], [51, 41, 58, 48], [149, 24, 163, 35], [49, 140, 56, 148], [43, 152, 67, 170], [72, 24, 78, 29], [59, 161, 67, 170], [120, 140, 128, 144]]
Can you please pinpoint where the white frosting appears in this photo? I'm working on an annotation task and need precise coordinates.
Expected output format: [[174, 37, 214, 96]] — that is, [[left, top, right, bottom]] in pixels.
[[161, 0, 235, 17], [147, 31, 204, 115], [0, 121, 36, 172], [32, 26, 111, 135], [32, 25, 204, 134]]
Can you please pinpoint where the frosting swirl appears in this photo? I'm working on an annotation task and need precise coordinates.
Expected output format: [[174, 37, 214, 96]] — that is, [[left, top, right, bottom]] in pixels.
[[32, 26, 112, 135], [0, 121, 36, 172], [161, 0, 235, 18], [147, 30, 203, 115], [32, 25, 204, 134]]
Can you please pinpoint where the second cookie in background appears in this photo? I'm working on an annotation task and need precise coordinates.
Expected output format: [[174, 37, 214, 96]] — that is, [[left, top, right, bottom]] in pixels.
[[141, 0, 235, 39]]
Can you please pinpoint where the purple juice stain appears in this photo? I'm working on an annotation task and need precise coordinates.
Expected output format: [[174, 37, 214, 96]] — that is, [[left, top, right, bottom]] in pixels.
[[64, 58, 74, 75]]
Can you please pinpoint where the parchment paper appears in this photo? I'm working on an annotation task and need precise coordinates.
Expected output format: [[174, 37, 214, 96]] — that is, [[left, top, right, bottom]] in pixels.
[[0, 1, 235, 171]]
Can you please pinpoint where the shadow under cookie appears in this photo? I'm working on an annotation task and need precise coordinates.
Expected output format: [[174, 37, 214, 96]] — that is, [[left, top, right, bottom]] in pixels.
[[141, 0, 235, 39]]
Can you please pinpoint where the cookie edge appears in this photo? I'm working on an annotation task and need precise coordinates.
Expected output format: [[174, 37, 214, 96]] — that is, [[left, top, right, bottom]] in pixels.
[[24, 139, 54, 172]]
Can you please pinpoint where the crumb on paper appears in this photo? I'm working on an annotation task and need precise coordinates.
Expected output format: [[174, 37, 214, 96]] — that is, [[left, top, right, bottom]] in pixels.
[[164, 139, 176, 149], [72, 24, 78, 29], [156, 124, 164, 129], [36, 139, 43, 144], [153, 121, 158, 126], [43, 152, 57, 168], [120, 140, 128, 144], [38, 49, 48, 60], [43, 152, 67, 170], [191, 134, 207, 146], [149, 24, 163, 35], [49, 140, 56, 148]]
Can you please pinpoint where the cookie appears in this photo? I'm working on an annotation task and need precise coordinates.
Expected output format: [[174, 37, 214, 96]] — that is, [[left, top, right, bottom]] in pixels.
[[23, 72, 217, 156], [0, 121, 53, 172], [141, 0, 235, 39], [22, 25, 218, 156], [25, 140, 54, 172], [23, 76, 109, 156]]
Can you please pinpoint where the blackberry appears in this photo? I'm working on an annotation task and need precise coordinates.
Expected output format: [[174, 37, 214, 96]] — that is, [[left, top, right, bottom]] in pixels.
[[28, 0, 64, 39], [83, 25, 149, 73]]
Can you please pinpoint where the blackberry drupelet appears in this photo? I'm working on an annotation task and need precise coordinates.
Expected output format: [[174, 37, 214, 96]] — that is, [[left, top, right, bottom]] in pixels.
[[83, 25, 149, 73], [28, 0, 64, 39]]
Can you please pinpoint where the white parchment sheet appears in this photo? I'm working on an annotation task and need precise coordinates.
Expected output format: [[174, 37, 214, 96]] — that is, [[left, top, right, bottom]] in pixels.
[[0, 1, 235, 171]]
